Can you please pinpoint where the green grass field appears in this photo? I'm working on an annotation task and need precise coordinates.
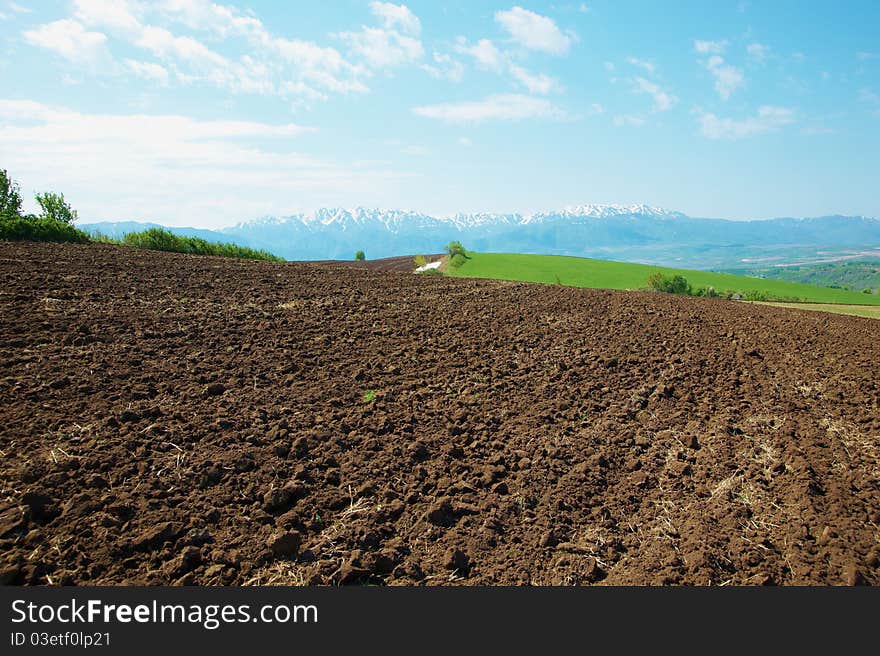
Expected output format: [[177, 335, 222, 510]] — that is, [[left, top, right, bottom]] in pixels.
[[446, 252, 880, 306], [754, 302, 880, 319]]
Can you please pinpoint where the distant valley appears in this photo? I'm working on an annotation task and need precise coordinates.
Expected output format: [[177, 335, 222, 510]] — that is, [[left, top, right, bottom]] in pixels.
[[80, 205, 880, 270]]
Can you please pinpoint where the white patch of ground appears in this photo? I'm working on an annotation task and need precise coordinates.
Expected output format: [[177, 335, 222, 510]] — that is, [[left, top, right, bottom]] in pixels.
[[415, 261, 442, 273]]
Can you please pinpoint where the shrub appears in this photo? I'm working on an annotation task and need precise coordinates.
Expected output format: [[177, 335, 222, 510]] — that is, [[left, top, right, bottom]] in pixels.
[[449, 253, 467, 268], [121, 228, 282, 261], [646, 273, 691, 295], [0, 216, 90, 243], [354, 250, 365, 261], [413, 255, 427, 268]]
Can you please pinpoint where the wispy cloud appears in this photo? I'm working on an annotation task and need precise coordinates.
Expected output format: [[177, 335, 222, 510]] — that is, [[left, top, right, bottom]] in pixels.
[[747, 42, 769, 63], [495, 6, 572, 55], [421, 51, 464, 82], [625, 56, 656, 74], [613, 114, 646, 127], [705, 55, 744, 100], [454, 37, 504, 72], [509, 64, 559, 94], [694, 39, 727, 55], [0, 98, 403, 225], [336, 1, 424, 69], [368, 2, 421, 35], [632, 76, 677, 111], [23, 19, 111, 67], [124, 58, 170, 85], [696, 105, 794, 139], [26, 0, 375, 101], [859, 88, 880, 116], [413, 93, 566, 123]]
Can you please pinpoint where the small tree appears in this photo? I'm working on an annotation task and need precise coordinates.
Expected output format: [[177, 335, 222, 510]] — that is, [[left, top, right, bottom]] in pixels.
[[0, 169, 24, 220], [445, 241, 466, 258], [354, 250, 365, 261], [413, 254, 427, 268], [647, 273, 691, 295], [36, 192, 78, 224]]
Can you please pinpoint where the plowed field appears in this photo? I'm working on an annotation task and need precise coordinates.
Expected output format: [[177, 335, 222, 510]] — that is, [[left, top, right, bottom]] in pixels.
[[1, 242, 878, 585]]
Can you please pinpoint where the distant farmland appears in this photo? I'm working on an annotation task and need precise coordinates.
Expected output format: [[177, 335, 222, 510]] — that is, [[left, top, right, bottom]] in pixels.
[[446, 252, 880, 306]]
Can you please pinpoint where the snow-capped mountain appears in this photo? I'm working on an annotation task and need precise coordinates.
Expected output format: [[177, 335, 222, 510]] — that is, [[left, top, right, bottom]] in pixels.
[[80, 205, 880, 269]]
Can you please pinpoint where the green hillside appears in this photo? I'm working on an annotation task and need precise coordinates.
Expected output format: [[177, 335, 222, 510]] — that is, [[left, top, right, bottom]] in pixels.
[[446, 252, 880, 306], [727, 258, 880, 292]]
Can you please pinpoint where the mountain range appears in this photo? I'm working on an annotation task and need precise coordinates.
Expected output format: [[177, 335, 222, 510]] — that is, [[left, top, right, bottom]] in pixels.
[[80, 205, 880, 270]]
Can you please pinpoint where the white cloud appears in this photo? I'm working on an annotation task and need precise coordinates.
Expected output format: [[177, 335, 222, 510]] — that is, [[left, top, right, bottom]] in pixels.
[[495, 6, 572, 55], [421, 51, 464, 82], [369, 2, 421, 35], [23, 19, 111, 66], [337, 3, 424, 69], [694, 39, 727, 55], [705, 55, 744, 100], [124, 59, 170, 85], [458, 136, 472, 146], [613, 114, 646, 127], [337, 25, 423, 68], [7, 2, 31, 13], [632, 76, 677, 111], [625, 57, 656, 74], [454, 37, 504, 72], [73, 0, 142, 32], [747, 42, 769, 63], [697, 105, 794, 139], [413, 94, 566, 123], [0, 99, 402, 226], [857, 51, 876, 62], [509, 64, 559, 94], [694, 39, 743, 100], [53, 0, 368, 100]]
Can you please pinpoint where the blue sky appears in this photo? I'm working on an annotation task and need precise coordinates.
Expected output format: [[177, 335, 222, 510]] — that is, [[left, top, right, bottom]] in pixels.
[[1, 0, 878, 228]]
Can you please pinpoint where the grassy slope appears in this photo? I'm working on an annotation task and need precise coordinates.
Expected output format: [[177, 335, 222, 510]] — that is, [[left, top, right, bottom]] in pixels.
[[446, 252, 880, 306], [755, 302, 880, 319]]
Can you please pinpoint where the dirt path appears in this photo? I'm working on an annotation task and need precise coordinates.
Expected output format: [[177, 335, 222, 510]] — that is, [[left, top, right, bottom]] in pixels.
[[1, 242, 878, 585]]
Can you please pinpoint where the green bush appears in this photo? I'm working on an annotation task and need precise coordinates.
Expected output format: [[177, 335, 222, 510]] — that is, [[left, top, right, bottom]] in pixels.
[[0, 216, 90, 243], [354, 250, 365, 261], [449, 253, 467, 268], [121, 228, 283, 261], [646, 273, 691, 295], [693, 286, 720, 298]]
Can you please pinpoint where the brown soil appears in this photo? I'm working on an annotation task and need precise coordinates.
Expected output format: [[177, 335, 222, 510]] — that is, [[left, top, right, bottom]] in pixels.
[[1, 242, 878, 586], [311, 254, 444, 272]]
